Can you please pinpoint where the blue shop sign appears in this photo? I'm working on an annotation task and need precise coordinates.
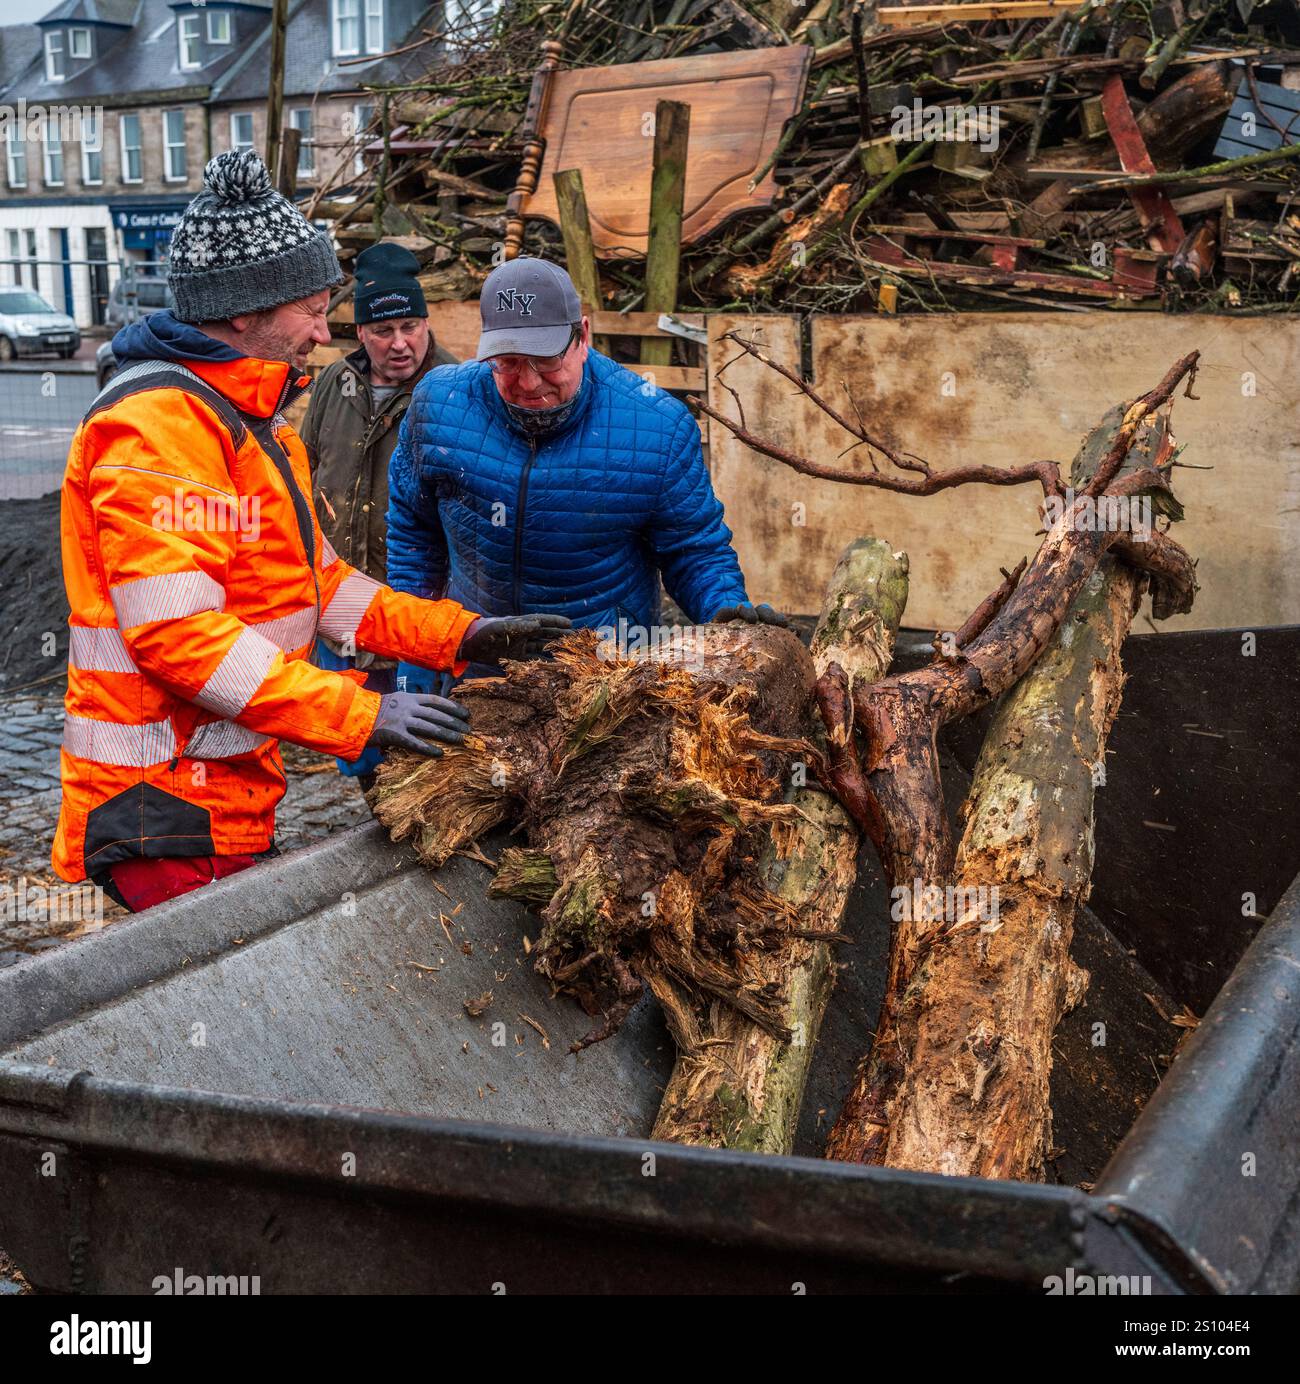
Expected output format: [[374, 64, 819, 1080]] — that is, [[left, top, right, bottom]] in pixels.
[[113, 207, 183, 249]]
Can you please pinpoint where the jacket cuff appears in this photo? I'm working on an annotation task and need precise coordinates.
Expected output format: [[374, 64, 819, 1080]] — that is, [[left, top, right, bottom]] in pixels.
[[419, 602, 480, 679], [336, 684, 384, 761]]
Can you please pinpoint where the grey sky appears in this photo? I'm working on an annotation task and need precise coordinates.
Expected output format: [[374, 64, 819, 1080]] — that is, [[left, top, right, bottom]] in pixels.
[[3, 1, 58, 23]]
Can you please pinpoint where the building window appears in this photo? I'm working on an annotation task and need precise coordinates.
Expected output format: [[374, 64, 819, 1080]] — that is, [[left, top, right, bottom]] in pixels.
[[230, 111, 255, 154], [178, 14, 201, 70], [333, 0, 360, 56], [81, 112, 102, 185], [207, 10, 232, 44], [334, 0, 382, 56], [365, 0, 384, 52], [351, 102, 375, 175], [6, 125, 26, 189], [164, 110, 187, 182], [5, 229, 37, 289], [119, 113, 142, 183], [69, 27, 91, 59], [44, 125, 64, 186], [44, 30, 65, 82], [289, 107, 314, 178]]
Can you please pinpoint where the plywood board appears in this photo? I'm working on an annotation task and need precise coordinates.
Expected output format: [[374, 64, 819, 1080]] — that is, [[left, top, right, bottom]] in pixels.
[[523, 47, 810, 258], [708, 313, 1300, 632], [426, 299, 483, 362]]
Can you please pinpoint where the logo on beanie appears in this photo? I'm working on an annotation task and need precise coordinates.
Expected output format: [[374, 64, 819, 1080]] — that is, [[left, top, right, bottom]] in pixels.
[[495, 288, 536, 317], [371, 292, 410, 309]]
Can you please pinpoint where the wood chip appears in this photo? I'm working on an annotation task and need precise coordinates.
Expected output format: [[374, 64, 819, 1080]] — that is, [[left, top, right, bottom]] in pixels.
[[518, 1012, 551, 1049], [463, 990, 493, 1017]]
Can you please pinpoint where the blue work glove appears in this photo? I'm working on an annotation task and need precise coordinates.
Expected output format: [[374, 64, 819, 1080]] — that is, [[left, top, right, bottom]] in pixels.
[[365, 692, 470, 759], [710, 602, 790, 628], [458, 613, 572, 663]]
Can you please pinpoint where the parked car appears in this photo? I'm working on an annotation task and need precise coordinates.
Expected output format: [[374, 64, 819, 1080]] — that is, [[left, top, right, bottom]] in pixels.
[[105, 276, 174, 330], [0, 288, 80, 362], [95, 339, 119, 391]]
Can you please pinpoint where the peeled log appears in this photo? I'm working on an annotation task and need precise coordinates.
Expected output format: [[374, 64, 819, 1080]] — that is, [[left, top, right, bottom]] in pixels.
[[652, 539, 910, 1151], [882, 553, 1139, 1178], [833, 406, 1166, 1177]]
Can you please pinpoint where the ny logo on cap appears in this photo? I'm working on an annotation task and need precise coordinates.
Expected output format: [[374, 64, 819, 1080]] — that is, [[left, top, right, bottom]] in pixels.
[[496, 288, 537, 317]]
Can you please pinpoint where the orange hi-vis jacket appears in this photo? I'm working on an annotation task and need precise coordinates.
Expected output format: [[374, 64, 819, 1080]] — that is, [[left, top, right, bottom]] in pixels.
[[53, 350, 478, 883]]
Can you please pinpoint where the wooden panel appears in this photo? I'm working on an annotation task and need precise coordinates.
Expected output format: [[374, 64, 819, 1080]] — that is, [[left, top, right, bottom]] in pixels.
[[1213, 84, 1300, 161], [592, 310, 705, 337], [424, 302, 708, 364], [523, 48, 810, 258], [708, 313, 1300, 631], [620, 364, 705, 390], [877, 1, 1080, 21], [426, 299, 484, 362]]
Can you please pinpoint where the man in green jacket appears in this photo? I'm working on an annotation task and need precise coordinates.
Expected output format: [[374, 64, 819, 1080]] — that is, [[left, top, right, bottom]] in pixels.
[[301, 241, 457, 780]]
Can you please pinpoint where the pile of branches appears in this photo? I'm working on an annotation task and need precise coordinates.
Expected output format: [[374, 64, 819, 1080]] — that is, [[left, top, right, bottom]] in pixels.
[[317, 0, 1300, 317]]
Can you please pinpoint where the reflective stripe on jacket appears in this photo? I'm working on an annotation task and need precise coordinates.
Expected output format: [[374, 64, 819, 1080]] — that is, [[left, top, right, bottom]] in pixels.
[[53, 344, 478, 882]]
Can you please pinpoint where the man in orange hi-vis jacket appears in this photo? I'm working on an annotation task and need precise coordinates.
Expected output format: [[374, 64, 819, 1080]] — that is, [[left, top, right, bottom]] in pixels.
[[54, 152, 569, 911]]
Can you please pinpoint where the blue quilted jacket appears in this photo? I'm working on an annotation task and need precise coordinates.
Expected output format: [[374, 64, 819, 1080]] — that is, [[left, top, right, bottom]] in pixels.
[[386, 351, 750, 642]]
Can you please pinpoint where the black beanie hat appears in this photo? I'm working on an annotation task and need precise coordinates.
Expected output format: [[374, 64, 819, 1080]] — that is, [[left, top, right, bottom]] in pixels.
[[354, 242, 427, 324]]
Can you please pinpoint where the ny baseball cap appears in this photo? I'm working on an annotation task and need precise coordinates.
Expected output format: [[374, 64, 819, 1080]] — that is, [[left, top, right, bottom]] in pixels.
[[477, 257, 582, 360]]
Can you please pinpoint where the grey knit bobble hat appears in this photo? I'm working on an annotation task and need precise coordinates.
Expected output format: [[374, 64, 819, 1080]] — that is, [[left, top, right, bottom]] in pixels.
[[168, 150, 343, 323]]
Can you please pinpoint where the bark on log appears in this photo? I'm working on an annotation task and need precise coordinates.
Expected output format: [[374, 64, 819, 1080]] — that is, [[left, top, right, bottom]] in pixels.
[[824, 398, 1186, 1170], [881, 551, 1139, 1178], [372, 625, 823, 1051], [651, 539, 910, 1151], [553, 167, 611, 354], [642, 100, 690, 370]]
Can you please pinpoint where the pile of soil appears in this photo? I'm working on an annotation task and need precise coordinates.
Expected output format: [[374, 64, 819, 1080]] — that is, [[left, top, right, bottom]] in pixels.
[[0, 495, 69, 692]]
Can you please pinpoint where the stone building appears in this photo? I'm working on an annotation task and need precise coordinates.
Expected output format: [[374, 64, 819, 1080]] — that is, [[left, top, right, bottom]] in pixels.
[[0, 0, 454, 329]]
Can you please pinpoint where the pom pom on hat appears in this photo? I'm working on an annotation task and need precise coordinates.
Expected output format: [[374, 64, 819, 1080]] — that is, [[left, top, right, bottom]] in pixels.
[[203, 150, 273, 205]]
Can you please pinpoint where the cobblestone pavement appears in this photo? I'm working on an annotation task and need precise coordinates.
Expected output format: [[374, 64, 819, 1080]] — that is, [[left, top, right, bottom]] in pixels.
[[1, 694, 64, 797], [0, 689, 371, 960]]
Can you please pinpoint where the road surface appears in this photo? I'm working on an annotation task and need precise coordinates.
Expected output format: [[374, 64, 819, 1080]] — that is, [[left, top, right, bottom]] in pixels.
[[0, 369, 97, 500]]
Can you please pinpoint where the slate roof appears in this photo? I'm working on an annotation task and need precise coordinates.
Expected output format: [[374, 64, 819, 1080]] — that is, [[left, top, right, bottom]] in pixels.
[[0, 1, 439, 106], [35, 0, 141, 27], [0, 25, 42, 92], [213, 0, 440, 103], [2, 0, 246, 103]]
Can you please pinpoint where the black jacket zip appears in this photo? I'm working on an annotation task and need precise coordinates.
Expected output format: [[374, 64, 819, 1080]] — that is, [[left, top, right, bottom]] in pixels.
[[255, 376, 322, 627], [512, 436, 537, 613]]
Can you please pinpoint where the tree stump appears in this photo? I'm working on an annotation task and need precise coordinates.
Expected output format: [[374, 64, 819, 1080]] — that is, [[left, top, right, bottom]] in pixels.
[[372, 624, 825, 1051]]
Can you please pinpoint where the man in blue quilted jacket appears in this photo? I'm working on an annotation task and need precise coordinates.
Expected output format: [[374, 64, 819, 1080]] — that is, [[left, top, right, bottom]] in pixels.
[[386, 257, 785, 686]]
